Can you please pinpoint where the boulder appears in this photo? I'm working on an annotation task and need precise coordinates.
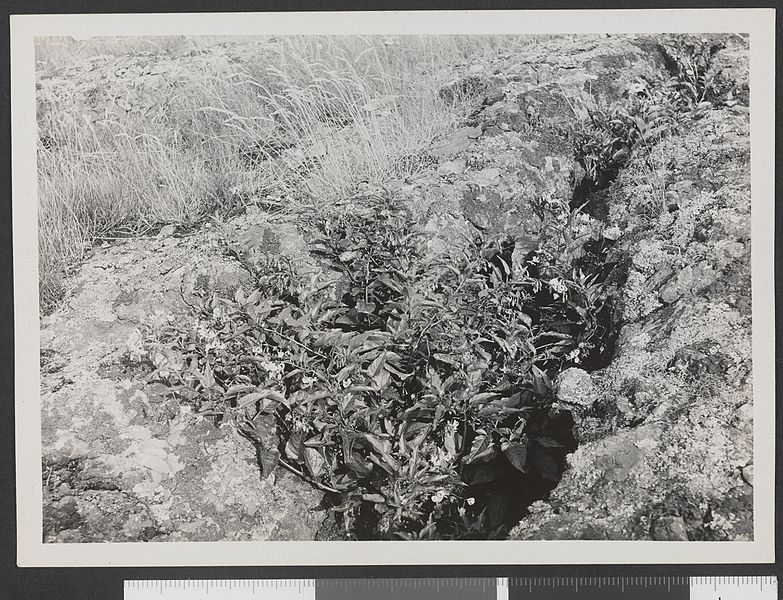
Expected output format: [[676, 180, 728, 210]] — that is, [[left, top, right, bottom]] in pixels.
[[510, 70, 752, 541], [555, 368, 597, 409], [40, 224, 325, 543], [652, 516, 689, 541]]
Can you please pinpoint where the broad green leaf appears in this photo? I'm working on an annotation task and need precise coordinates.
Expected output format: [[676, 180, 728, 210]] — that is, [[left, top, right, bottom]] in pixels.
[[356, 300, 377, 315], [237, 389, 287, 409], [285, 430, 305, 461], [362, 493, 386, 503], [531, 365, 553, 395], [338, 250, 359, 262], [372, 368, 391, 390], [367, 351, 388, 377], [224, 384, 255, 397], [258, 448, 279, 478], [433, 353, 458, 366]]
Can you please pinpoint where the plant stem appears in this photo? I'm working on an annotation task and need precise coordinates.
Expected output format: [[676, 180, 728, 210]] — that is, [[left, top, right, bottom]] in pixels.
[[277, 456, 341, 494]]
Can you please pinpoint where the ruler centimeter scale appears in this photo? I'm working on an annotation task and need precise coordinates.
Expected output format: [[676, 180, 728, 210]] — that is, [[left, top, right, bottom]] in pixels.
[[125, 577, 777, 599]]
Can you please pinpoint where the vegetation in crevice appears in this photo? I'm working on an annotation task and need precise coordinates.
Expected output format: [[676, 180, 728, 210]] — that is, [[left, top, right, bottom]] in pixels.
[[567, 35, 744, 224], [657, 36, 726, 110], [145, 182, 622, 539], [37, 33, 753, 545]]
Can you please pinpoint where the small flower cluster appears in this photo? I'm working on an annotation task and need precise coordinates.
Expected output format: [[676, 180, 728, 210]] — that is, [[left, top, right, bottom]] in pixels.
[[548, 277, 568, 300]]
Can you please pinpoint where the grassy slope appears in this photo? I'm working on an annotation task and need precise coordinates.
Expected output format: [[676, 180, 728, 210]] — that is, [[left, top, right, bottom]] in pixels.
[[36, 35, 528, 312]]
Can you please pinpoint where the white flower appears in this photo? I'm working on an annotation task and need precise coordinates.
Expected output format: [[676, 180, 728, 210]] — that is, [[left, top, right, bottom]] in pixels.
[[430, 446, 452, 469], [258, 358, 284, 379], [431, 489, 447, 504], [467, 497, 476, 506], [548, 277, 568, 298]]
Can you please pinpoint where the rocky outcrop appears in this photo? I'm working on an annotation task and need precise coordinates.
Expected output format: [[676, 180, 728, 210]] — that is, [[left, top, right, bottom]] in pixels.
[[41, 213, 325, 542], [399, 34, 752, 542], [510, 39, 752, 541], [386, 35, 752, 541], [395, 35, 669, 263], [40, 34, 752, 543]]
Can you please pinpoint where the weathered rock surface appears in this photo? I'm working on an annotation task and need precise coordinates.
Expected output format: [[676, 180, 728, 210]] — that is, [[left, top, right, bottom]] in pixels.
[[555, 368, 597, 409], [386, 35, 753, 542], [397, 35, 670, 263], [40, 34, 753, 543], [510, 39, 752, 541], [41, 214, 324, 542]]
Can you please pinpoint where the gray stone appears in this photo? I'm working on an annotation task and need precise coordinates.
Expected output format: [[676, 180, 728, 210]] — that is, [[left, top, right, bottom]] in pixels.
[[437, 158, 466, 176], [741, 464, 754, 486], [652, 516, 689, 541], [556, 368, 597, 408], [510, 80, 753, 543], [157, 224, 176, 238], [40, 227, 324, 543], [429, 126, 482, 158], [468, 168, 501, 187]]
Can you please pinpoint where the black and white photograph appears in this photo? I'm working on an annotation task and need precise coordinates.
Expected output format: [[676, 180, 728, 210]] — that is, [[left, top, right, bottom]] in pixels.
[[12, 10, 775, 565]]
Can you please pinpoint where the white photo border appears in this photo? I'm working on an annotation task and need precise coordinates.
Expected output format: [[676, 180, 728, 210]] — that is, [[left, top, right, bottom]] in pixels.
[[12, 9, 776, 567]]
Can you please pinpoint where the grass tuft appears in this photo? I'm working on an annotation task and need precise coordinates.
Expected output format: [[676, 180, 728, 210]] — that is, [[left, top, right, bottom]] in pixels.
[[37, 35, 529, 311]]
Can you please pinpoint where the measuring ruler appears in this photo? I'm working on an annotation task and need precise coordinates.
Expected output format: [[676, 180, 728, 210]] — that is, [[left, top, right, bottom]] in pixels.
[[125, 577, 777, 599]]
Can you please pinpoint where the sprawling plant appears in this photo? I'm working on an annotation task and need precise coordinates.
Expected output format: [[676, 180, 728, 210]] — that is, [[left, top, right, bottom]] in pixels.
[[149, 194, 613, 539]]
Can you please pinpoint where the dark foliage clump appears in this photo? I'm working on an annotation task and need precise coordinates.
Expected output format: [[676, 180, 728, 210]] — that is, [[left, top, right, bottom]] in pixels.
[[148, 190, 617, 540]]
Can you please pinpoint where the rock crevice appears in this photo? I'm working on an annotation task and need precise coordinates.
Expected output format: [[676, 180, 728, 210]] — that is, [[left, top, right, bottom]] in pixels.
[[40, 34, 752, 543]]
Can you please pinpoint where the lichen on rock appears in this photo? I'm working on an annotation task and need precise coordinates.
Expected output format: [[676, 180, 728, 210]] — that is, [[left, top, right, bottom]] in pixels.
[[510, 36, 752, 542], [39, 33, 754, 544], [41, 217, 325, 543]]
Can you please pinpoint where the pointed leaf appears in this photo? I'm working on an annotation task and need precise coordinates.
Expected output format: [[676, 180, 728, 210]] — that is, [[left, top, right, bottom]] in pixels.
[[258, 448, 279, 478], [303, 447, 326, 478], [469, 392, 500, 405], [531, 365, 553, 396], [237, 389, 287, 409], [285, 430, 305, 461], [503, 442, 528, 472], [362, 493, 386, 503], [372, 368, 391, 390], [367, 350, 388, 377]]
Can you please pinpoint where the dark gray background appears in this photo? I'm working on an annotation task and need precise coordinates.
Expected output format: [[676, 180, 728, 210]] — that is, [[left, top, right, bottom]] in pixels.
[[1, 1, 779, 599]]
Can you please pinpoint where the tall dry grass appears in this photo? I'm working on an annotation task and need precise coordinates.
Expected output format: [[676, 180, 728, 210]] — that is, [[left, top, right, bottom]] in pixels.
[[36, 35, 529, 312]]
